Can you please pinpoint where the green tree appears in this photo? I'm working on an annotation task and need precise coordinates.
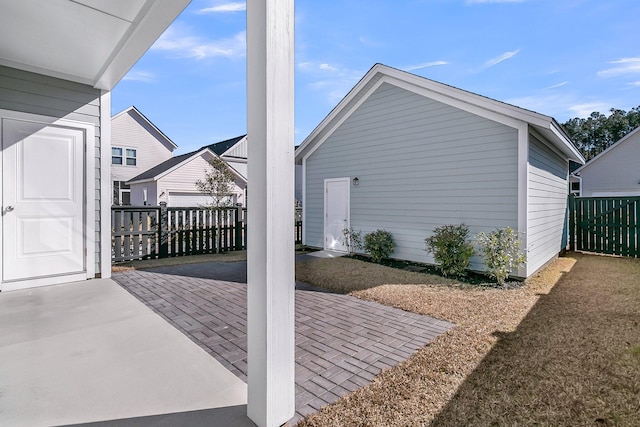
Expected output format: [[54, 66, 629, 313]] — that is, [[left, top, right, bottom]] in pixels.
[[195, 157, 237, 252], [562, 106, 640, 160]]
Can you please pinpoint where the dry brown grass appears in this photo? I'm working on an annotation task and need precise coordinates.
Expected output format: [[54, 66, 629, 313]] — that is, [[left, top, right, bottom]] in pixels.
[[295, 257, 461, 293], [297, 253, 640, 427]]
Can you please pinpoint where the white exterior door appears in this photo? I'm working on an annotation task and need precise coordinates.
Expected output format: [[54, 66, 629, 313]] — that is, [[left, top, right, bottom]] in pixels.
[[324, 178, 350, 251], [2, 117, 86, 287]]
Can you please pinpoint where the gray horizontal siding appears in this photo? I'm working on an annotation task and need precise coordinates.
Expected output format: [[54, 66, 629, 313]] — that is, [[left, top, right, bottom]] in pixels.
[[580, 131, 640, 196], [527, 133, 569, 274], [0, 65, 103, 275], [304, 82, 518, 268]]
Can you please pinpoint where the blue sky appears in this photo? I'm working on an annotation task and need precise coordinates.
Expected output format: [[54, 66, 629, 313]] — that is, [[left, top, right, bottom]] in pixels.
[[112, 0, 640, 154]]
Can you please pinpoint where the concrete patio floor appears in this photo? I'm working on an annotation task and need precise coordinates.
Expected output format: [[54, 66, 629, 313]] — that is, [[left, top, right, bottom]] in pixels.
[[0, 279, 253, 427], [113, 258, 454, 424]]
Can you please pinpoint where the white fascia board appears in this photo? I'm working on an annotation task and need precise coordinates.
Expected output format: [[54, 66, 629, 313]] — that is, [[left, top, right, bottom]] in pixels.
[[137, 149, 213, 183], [300, 78, 387, 164], [134, 148, 248, 185], [296, 63, 583, 166], [112, 106, 179, 149], [295, 64, 383, 163], [94, 0, 190, 90], [574, 126, 640, 173]]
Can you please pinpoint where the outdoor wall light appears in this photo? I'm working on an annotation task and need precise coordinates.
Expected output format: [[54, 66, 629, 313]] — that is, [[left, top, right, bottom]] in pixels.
[[352, 177, 360, 186]]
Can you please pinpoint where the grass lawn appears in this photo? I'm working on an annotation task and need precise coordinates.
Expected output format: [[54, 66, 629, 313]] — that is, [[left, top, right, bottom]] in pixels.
[[296, 253, 640, 427]]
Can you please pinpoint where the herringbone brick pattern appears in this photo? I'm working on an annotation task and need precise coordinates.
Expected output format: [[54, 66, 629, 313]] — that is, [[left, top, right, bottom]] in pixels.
[[113, 261, 453, 424]]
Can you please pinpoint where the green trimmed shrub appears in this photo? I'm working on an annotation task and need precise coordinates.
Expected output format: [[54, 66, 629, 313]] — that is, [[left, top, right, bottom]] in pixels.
[[476, 227, 526, 285], [425, 224, 475, 277], [364, 229, 394, 263]]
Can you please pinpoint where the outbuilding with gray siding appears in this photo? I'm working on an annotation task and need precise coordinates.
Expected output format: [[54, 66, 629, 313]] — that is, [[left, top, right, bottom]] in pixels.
[[295, 64, 585, 278], [572, 126, 640, 197]]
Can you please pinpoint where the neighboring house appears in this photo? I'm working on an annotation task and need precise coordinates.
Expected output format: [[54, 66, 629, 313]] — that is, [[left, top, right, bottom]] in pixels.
[[0, 1, 189, 291], [571, 126, 640, 197], [295, 64, 585, 278], [111, 106, 178, 205], [127, 135, 248, 207]]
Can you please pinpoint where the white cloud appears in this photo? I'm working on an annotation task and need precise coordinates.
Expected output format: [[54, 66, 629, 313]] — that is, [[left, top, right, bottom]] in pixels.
[[628, 81, 640, 87], [505, 94, 611, 120], [567, 102, 612, 118], [319, 63, 338, 71], [597, 57, 640, 77], [482, 49, 521, 69], [198, 2, 245, 13], [466, 0, 525, 4], [544, 81, 568, 90], [152, 26, 245, 60], [298, 61, 363, 104], [404, 61, 448, 71], [122, 70, 155, 83]]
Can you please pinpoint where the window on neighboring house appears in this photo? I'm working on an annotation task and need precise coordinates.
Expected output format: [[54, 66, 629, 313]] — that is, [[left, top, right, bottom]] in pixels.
[[112, 147, 123, 165], [571, 181, 580, 193], [126, 148, 137, 166], [113, 181, 131, 206]]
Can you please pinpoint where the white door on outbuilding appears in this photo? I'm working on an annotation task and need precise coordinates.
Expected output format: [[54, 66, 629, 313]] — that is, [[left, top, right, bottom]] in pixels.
[[1, 116, 91, 290], [324, 178, 350, 252]]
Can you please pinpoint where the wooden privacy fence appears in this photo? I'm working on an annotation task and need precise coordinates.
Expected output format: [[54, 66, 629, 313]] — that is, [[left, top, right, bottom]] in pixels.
[[112, 204, 247, 262], [569, 195, 640, 257], [112, 204, 304, 263]]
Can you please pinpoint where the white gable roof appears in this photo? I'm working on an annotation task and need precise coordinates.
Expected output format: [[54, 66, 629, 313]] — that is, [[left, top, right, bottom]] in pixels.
[[0, 0, 190, 90], [295, 63, 584, 164], [574, 126, 640, 174], [112, 106, 179, 150]]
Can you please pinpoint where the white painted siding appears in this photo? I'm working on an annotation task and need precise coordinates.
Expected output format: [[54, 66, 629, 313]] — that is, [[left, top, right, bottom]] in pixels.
[[157, 153, 246, 206], [527, 133, 569, 274], [580, 130, 640, 196], [0, 65, 103, 274], [111, 110, 175, 183], [304, 82, 518, 269], [224, 137, 248, 158], [225, 158, 247, 179]]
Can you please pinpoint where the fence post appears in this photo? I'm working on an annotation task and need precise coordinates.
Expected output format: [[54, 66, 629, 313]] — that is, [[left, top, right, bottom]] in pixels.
[[568, 194, 575, 251], [235, 204, 243, 250], [159, 202, 169, 258]]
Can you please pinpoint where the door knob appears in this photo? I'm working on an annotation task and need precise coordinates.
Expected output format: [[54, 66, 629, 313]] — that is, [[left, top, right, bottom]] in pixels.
[[5, 206, 13, 212]]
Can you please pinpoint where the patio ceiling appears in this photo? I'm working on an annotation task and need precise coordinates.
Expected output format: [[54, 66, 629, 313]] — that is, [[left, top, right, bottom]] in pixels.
[[0, 0, 189, 90]]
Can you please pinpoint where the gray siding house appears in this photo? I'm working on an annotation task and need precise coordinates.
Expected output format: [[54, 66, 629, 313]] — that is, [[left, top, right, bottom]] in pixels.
[[573, 126, 640, 197], [295, 64, 585, 278], [0, 1, 188, 292]]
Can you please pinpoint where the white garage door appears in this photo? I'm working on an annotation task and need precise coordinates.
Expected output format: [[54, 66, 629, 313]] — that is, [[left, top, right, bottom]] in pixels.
[[167, 192, 213, 207]]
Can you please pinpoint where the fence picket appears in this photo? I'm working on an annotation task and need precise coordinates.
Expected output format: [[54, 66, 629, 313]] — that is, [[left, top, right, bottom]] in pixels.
[[112, 206, 304, 263], [569, 196, 640, 258]]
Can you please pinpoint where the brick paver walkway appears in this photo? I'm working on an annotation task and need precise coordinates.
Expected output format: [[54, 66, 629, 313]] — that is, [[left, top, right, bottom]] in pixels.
[[113, 260, 454, 424]]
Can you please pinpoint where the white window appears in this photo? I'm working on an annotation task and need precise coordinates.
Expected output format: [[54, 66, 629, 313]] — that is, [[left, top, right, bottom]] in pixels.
[[112, 147, 137, 166], [112, 147, 123, 165], [126, 148, 137, 166]]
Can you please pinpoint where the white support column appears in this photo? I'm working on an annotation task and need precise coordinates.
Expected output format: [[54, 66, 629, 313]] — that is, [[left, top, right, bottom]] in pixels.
[[246, 0, 295, 426]]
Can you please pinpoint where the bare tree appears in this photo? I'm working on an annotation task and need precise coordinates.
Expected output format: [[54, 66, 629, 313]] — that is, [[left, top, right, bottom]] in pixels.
[[195, 157, 237, 252]]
